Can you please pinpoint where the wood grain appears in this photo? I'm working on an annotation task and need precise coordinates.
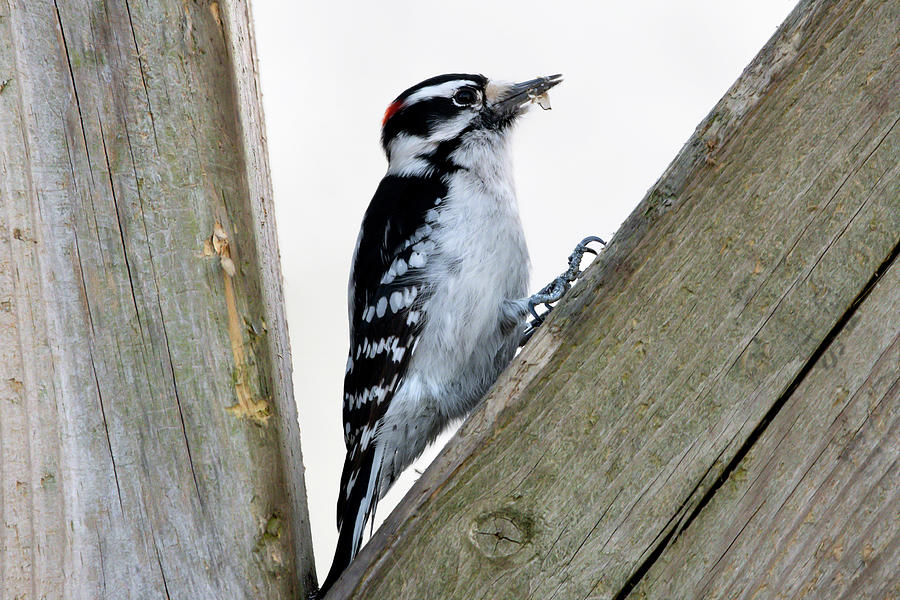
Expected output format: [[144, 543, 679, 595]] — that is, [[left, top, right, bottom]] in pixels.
[[630, 228, 900, 600], [328, 0, 900, 597], [0, 0, 314, 598]]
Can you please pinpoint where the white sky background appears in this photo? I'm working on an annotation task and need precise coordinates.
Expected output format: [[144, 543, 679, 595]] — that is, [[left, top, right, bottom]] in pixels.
[[252, 0, 797, 581]]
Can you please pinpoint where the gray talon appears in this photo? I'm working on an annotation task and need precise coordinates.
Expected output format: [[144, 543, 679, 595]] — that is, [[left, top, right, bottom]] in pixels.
[[519, 235, 606, 345], [580, 235, 606, 246]]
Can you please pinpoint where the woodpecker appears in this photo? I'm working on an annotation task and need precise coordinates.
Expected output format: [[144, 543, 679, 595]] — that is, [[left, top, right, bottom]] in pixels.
[[317, 73, 602, 596]]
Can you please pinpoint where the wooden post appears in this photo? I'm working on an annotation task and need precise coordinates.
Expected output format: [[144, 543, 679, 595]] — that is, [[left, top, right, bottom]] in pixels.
[[0, 0, 315, 598], [328, 0, 900, 597]]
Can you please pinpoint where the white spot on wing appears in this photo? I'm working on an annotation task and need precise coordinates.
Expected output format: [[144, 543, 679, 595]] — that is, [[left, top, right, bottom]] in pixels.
[[376, 296, 387, 318], [389, 291, 403, 312], [404, 287, 418, 306], [360, 424, 375, 450], [345, 468, 358, 498], [409, 252, 426, 268]]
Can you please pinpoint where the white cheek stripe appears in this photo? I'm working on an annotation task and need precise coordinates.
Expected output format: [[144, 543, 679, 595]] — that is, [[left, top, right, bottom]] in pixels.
[[386, 112, 474, 177]]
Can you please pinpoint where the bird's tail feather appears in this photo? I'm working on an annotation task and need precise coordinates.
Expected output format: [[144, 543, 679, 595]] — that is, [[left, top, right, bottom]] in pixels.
[[317, 442, 385, 597]]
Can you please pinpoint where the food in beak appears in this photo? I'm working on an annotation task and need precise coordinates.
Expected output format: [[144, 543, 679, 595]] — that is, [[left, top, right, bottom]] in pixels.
[[531, 91, 552, 110]]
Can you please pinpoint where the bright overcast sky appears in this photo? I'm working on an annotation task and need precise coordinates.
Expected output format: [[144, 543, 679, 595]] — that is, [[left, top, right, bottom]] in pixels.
[[251, 0, 798, 581]]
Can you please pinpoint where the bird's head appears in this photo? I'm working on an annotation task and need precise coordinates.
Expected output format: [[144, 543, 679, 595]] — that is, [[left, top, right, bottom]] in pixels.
[[380, 73, 562, 176]]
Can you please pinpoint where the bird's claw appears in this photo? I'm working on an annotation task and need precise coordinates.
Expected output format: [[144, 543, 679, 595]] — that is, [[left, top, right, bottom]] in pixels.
[[570, 236, 606, 263], [520, 236, 606, 344]]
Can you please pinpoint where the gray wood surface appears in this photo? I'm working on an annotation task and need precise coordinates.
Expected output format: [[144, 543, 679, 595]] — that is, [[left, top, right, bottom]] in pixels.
[[328, 0, 900, 597], [631, 224, 900, 600], [0, 1, 315, 598]]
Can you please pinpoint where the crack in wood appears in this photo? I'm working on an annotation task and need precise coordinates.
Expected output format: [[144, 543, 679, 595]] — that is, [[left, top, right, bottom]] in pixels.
[[1, 0, 314, 595], [123, 0, 160, 154], [98, 109, 143, 327], [155, 543, 172, 600], [611, 235, 900, 600], [90, 354, 124, 514], [53, 0, 95, 188]]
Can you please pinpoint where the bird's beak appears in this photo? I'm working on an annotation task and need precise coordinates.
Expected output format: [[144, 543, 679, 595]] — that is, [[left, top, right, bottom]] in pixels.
[[493, 74, 563, 112]]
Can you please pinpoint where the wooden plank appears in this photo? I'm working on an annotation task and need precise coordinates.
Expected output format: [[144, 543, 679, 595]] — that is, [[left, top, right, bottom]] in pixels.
[[328, 0, 900, 597], [630, 227, 900, 600], [0, 0, 314, 598]]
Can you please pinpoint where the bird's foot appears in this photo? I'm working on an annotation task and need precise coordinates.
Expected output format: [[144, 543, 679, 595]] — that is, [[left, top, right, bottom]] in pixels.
[[520, 236, 605, 345]]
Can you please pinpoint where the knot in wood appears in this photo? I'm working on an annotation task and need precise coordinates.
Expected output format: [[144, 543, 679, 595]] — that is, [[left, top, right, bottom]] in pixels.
[[470, 510, 532, 559]]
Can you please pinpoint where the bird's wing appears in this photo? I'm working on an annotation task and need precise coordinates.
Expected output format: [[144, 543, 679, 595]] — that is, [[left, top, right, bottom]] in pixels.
[[335, 174, 445, 550]]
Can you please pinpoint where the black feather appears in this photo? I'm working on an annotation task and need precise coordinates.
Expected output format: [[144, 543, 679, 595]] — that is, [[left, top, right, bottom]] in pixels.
[[319, 173, 446, 597]]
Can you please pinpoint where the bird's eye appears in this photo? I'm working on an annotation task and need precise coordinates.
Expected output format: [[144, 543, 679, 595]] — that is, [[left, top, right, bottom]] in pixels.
[[452, 88, 478, 107]]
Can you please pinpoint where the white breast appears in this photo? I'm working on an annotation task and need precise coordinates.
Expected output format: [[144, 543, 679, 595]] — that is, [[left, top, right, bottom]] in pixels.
[[374, 128, 531, 495], [412, 129, 530, 415]]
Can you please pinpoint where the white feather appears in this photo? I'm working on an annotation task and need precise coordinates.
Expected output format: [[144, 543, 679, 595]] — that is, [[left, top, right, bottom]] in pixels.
[[376, 124, 529, 493]]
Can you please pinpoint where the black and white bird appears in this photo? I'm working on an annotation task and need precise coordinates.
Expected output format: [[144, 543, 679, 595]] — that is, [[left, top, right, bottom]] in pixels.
[[317, 73, 602, 596]]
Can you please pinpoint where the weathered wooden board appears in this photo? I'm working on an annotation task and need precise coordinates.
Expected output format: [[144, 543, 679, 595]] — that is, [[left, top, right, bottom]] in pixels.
[[630, 226, 900, 600], [0, 1, 314, 598], [328, 0, 900, 597]]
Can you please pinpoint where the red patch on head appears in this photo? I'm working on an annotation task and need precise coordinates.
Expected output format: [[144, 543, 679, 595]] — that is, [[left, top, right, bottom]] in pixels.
[[382, 100, 404, 125]]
